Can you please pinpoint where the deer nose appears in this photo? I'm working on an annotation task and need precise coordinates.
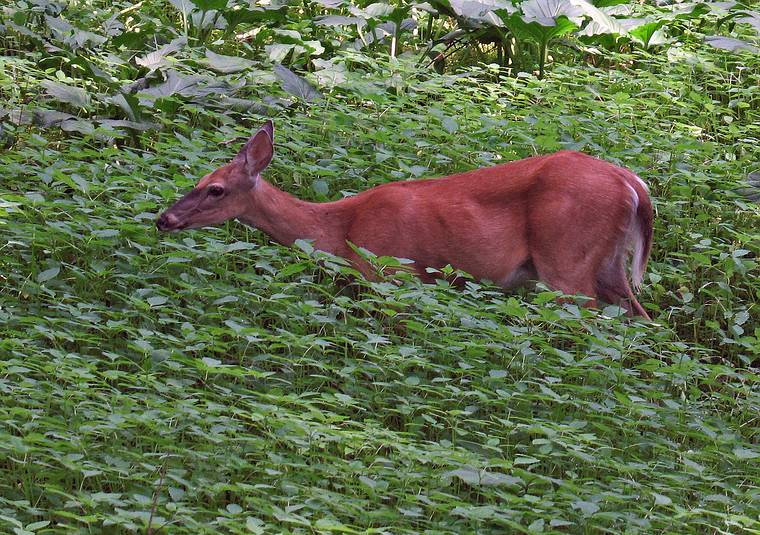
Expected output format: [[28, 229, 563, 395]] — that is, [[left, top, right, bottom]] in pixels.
[[156, 212, 178, 231]]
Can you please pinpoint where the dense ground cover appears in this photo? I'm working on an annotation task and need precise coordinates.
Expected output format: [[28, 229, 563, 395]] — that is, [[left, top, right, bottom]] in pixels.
[[1, 0, 759, 533]]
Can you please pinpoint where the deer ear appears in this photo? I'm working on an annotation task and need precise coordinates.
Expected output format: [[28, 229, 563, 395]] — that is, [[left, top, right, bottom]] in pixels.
[[260, 119, 274, 141], [234, 128, 273, 179]]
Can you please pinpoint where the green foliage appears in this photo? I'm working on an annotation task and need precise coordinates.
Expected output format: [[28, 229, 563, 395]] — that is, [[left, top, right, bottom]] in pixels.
[[0, 0, 759, 533]]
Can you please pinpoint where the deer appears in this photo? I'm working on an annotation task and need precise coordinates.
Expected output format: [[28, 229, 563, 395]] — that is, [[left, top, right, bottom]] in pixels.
[[156, 120, 653, 319]]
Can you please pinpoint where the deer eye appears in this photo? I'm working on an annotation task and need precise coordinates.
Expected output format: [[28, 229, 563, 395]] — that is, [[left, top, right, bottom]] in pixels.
[[208, 185, 225, 197]]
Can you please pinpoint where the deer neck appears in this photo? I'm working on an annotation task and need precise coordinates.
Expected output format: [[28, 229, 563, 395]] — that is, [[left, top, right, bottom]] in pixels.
[[239, 178, 338, 250]]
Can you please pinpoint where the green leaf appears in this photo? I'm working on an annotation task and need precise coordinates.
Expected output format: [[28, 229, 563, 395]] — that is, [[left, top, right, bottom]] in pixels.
[[167, 0, 196, 17], [363, 2, 395, 18], [224, 242, 257, 252], [593, 0, 628, 6], [443, 468, 523, 487], [294, 240, 315, 255], [40, 80, 91, 108], [135, 37, 187, 71], [315, 15, 365, 26], [274, 64, 322, 102], [191, 0, 228, 10], [140, 69, 233, 100], [502, 12, 578, 45], [168, 487, 186, 501], [528, 518, 544, 533], [572, 500, 600, 516], [24, 521, 50, 531], [202, 357, 221, 367], [652, 492, 673, 506], [246, 517, 265, 534], [733, 447, 759, 459], [147, 295, 167, 306], [224, 319, 245, 333], [312, 59, 348, 88], [37, 266, 60, 283], [110, 93, 144, 122], [450, 0, 515, 25], [520, 0, 584, 27], [627, 20, 668, 48], [312, 179, 329, 195], [203, 50, 255, 73], [313, 0, 344, 7], [704, 35, 759, 53], [737, 11, 760, 35], [442, 116, 458, 133], [226, 503, 243, 514], [513, 455, 540, 465], [278, 262, 310, 278], [44, 15, 107, 49], [224, 7, 287, 32], [266, 43, 294, 63]]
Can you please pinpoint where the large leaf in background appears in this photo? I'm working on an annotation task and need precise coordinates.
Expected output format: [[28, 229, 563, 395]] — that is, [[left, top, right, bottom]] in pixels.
[[97, 119, 159, 132], [600, 4, 631, 16], [312, 0, 345, 7], [500, 0, 626, 45], [139, 70, 199, 98], [737, 171, 760, 202], [736, 11, 760, 35], [623, 19, 668, 48], [110, 93, 145, 122], [203, 50, 255, 73], [224, 7, 287, 33], [312, 58, 349, 88], [167, 0, 195, 19], [40, 80, 91, 108], [190, 0, 228, 10], [135, 37, 187, 72], [191, 10, 227, 30], [265, 42, 325, 62], [202, 95, 281, 114], [6, 21, 46, 48], [707, 1, 737, 13], [69, 56, 112, 84], [271, 28, 306, 45], [2, 108, 74, 127], [592, 0, 630, 6], [520, 0, 585, 26], [354, 19, 417, 48], [573, 1, 626, 36], [501, 12, 578, 45], [359, 2, 395, 18], [274, 64, 322, 102], [449, 0, 516, 27], [659, 1, 711, 20], [0, 107, 157, 135], [111, 21, 157, 50], [704, 35, 759, 52], [102, 13, 124, 37], [264, 30, 324, 62], [266, 43, 296, 63], [138, 69, 243, 101], [522, 0, 624, 34], [44, 15, 107, 50], [315, 15, 366, 27]]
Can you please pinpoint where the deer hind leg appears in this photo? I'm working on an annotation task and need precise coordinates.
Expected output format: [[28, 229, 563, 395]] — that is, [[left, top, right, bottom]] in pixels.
[[595, 252, 650, 319], [530, 250, 601, 310]]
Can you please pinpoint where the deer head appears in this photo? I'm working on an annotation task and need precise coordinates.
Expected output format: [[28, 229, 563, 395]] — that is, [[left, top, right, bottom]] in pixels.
[[156, 120, 274, 232]]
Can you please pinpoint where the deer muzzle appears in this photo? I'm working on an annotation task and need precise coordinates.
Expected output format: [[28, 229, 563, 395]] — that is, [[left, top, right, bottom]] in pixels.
[[156, 211, 183, 232]]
